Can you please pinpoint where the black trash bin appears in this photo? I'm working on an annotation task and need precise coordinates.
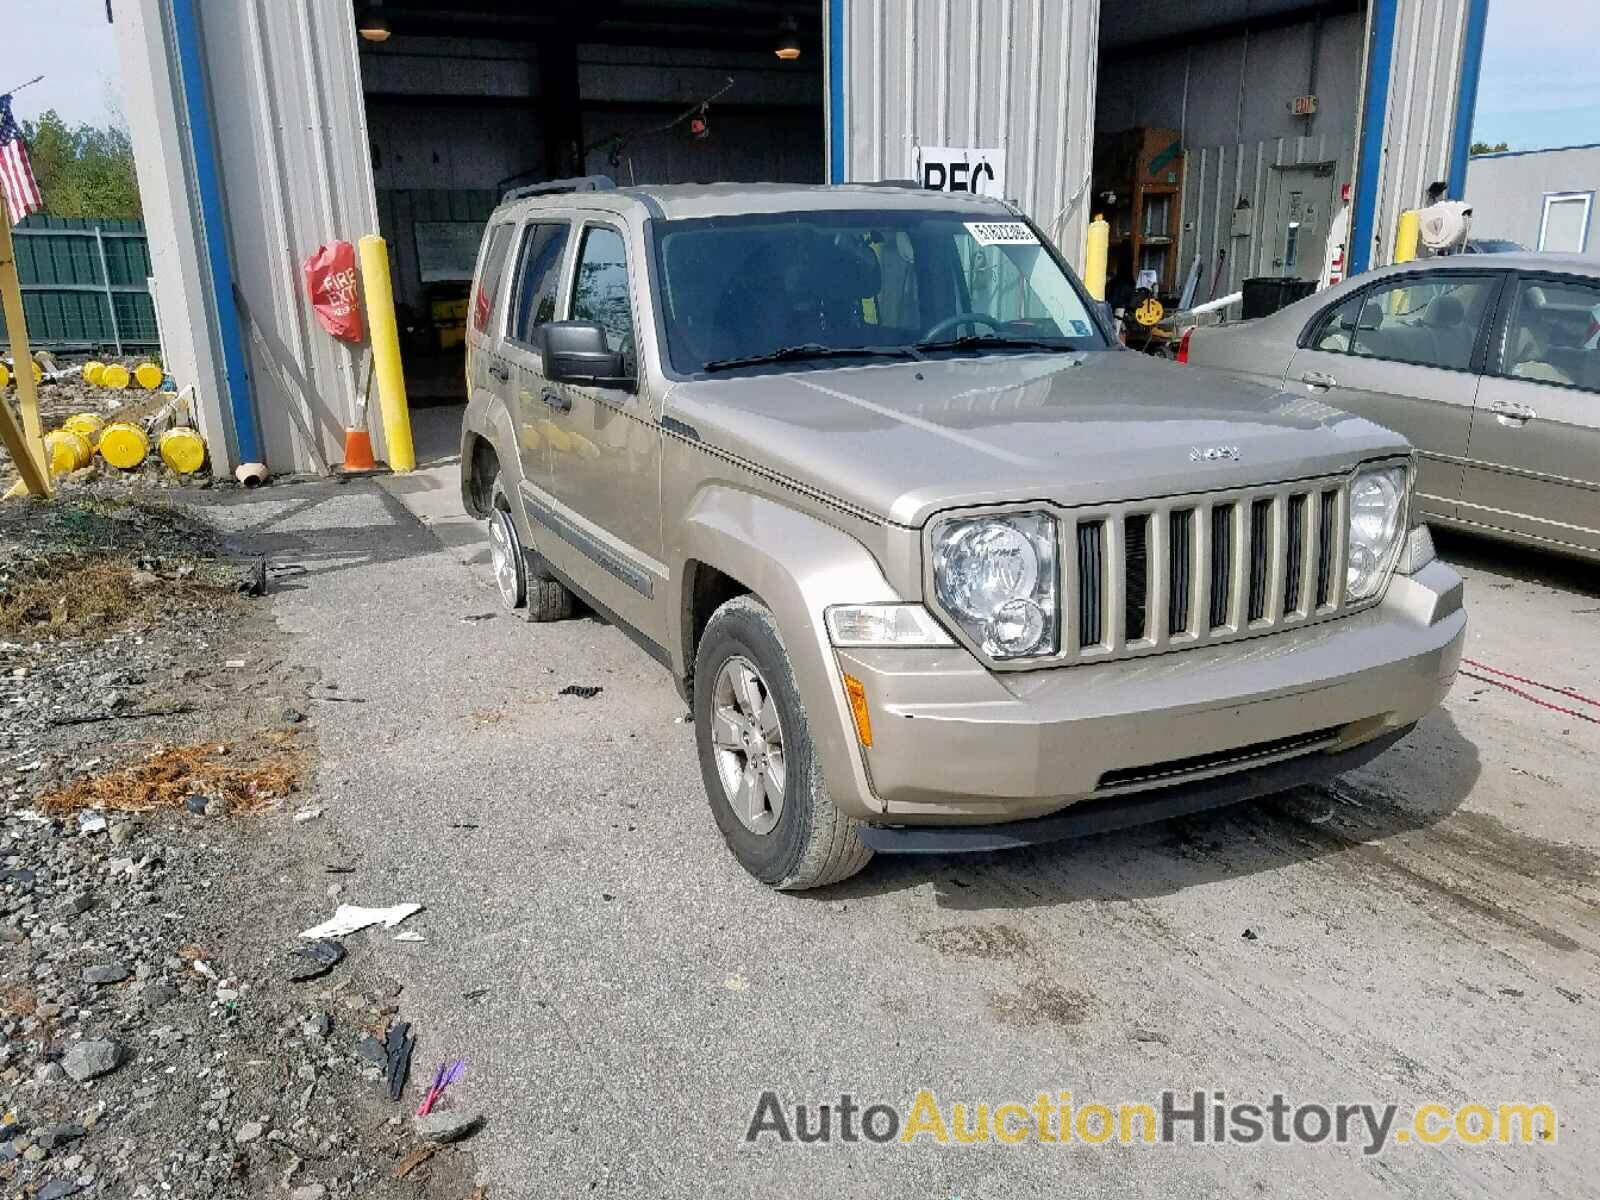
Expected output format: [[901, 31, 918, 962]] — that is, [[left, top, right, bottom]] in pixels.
[[1240, 277, 1317, 319]]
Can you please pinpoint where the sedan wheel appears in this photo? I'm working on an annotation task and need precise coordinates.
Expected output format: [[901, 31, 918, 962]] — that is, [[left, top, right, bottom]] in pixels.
[[709, 655, 786, 835]]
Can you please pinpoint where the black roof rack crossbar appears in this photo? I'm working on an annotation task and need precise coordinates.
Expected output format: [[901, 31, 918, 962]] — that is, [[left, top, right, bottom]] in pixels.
[[501, 175, 617, 203]]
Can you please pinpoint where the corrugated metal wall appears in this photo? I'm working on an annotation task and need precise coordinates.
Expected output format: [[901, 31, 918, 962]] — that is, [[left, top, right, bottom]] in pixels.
[[840, 0, 1100, 263], [1180, 132, 1356, 299], [1360, 0, 1472, 271], [199, 0, 381, 473]]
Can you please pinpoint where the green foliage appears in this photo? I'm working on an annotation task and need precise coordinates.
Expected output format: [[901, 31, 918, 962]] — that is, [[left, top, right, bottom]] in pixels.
[[18, 110, 141, 219], [1469, 141, 1511, 156]]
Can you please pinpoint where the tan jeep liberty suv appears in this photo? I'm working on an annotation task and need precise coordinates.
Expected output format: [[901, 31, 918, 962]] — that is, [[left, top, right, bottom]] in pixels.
[[459, 177, 1465, 890]]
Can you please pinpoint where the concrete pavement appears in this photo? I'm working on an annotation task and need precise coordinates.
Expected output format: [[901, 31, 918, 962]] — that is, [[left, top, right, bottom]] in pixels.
[[195, 424, 1599, 1198]]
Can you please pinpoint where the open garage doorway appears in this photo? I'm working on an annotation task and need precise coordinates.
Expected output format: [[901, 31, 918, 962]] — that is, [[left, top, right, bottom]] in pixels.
[[1092, 1, 1365, 331], [352, 1, 824, 412]]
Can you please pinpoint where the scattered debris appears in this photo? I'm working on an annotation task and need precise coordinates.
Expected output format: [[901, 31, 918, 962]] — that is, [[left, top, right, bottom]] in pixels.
[[393, 930, 426, 943], [293, 804, 325, 823], [288, 938, 348, 982], [1131, 1028, 1170, 1045], [459, 612, 496, 623], [558, 684, 603, 699], [61, 1039, 124, 1082], [417, 1059, 467, 1116], [299, 902, 423, 939], [1241, 928, 1259, 941], [36, 741, 300, 816], [414, 1109, 484, 1145], [385, 1021, 416, 1102], [393, 1142, 440, 1179], [76, 810, 107, 835]]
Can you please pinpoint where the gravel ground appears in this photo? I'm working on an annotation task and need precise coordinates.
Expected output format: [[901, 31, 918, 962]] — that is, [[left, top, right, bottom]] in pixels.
[[0, 494, 482, 1199]]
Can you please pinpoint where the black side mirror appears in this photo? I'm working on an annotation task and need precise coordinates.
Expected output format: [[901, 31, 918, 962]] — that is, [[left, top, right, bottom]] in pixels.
[[539, 321, 632, 388]]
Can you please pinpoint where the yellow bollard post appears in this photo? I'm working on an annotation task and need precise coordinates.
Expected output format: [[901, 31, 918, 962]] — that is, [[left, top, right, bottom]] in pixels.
[[0, 205, 50, 495], [1393, 209, 1421, 265], [1083, 214, 1110, 302], [358, 234, 415, 472]]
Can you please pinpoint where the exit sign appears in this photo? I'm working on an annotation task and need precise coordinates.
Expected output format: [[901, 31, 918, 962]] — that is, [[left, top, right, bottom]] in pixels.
[[1291, 94, 1319, 116]]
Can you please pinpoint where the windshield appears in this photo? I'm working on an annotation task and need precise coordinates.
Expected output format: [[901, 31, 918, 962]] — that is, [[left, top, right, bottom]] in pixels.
[[650, 208, 1107, 374]]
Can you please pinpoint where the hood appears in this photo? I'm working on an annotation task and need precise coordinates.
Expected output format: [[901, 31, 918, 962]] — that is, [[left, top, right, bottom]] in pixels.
[[661, 351, 1409, 527]]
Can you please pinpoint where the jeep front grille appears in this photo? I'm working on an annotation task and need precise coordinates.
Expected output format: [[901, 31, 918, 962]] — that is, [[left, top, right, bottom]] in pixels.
[[1065, 476, 1350, 663]]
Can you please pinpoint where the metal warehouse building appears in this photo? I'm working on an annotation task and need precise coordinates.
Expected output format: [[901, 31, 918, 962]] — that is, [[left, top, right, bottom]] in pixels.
[[113, 0, 1489, 477]]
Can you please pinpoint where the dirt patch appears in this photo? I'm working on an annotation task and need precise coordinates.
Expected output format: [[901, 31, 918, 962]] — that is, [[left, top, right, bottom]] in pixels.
[[988, 978, 1096, 1030], [918, 923, 1032, 961], [36, 738, 301, 816], [0, 557, 240, 639]]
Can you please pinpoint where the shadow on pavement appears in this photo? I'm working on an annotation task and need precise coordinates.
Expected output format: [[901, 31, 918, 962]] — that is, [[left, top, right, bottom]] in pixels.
[[1434, 528, 1600, 598], [820, 709, 1482, 909]]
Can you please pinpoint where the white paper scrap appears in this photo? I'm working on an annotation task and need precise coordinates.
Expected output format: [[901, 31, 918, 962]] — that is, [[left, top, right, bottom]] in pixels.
[[299, 903, 423, 940]]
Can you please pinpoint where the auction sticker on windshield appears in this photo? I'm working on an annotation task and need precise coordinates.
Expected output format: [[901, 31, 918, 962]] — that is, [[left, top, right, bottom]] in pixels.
[[966, 221, 1039, 246]]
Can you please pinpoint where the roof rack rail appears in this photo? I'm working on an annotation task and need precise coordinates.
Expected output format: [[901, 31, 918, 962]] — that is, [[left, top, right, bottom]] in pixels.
[[501, 175, 617, 203]]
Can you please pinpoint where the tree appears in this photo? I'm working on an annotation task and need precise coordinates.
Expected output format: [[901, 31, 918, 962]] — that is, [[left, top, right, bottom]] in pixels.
[[18, 110, 141, 219], [1469, 141, 1510, 156]]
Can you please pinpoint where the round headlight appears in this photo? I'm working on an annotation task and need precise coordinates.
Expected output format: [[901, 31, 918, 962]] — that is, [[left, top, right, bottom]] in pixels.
[[1346, 466, 1407, 600], [931, 513, 1059, 659], [936, 521, 1040, 620]]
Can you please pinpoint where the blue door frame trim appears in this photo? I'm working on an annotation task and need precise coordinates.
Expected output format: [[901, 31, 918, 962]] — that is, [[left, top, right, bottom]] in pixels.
[[1349, 0, 1398, 276], [170, 0, 262, 467], [1447, 0, 1490, 200], [827, 0, 846, 184]]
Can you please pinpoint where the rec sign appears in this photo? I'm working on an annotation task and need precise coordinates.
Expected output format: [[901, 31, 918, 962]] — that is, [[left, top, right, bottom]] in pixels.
[[915, 146, 1007, 199]]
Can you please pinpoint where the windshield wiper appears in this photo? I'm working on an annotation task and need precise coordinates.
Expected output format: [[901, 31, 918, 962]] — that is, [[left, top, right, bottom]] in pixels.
[[914, 333, 1076, 354], [701, 343, 922, 372]]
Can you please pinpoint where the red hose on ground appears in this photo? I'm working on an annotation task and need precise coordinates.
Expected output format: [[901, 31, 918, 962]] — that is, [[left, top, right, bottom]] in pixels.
[[1460, 658, 1600, 710], [1458, 669, 1600, 726]]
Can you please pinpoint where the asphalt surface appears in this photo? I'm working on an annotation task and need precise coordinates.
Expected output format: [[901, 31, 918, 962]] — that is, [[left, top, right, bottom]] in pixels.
[[198, 413, 1598, 1198]]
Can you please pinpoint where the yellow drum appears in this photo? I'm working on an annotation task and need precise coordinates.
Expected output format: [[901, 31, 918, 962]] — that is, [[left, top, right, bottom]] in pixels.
[[82, 360, 106, 386], [98, 421, 150, 469], [134, 363, 165, 390], [100, 364, 132, 390], [43, 429, 93, 475], [63, 413, 105, 444], [0, 362, 9, 390], [158, 427, 207, 475]]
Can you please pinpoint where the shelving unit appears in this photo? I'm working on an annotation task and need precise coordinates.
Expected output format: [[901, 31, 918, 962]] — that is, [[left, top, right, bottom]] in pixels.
[[1091, 127, 1186, 297]]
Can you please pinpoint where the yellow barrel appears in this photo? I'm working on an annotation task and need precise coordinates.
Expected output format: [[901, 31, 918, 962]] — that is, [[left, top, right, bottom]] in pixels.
[[63, 413, 105, 444], [134, 362, 164, 390], [0, 362, 9, 390], [82, 360, 106, 386], [43, 429, 93, 475], [158, 427, 207, 475], [98, 421, 150, 469], [100, 364, 132, 390]]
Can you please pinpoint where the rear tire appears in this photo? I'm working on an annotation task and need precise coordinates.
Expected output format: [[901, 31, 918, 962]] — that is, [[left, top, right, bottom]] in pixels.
[[490, 476, 574, 623], [693, 595, 872, 890]]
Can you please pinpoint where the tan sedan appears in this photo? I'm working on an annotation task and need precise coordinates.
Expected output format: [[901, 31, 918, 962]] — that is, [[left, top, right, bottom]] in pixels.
[[1184, 254, 1600, 562]]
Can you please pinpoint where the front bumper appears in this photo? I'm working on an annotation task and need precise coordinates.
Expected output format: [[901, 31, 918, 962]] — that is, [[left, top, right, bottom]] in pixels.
[[834, 560, 1464, 828]]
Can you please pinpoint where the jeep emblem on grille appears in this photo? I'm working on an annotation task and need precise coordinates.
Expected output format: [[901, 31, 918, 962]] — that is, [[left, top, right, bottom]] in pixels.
[[1190, 445, 1241, 462]]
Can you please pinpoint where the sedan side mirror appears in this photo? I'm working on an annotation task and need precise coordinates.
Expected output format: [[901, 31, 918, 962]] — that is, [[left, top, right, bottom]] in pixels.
[[539, 321, 633, 388]]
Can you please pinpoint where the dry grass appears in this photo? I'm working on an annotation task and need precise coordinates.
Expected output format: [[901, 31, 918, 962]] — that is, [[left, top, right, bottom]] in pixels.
[[37, 741, 300, 816], [0, 557, 233, 639]]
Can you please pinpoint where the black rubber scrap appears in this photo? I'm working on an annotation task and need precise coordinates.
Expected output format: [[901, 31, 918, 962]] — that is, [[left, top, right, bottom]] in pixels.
[[288, 939, 347, 982], [385, 1021, 415, 1101], [558, 684, 603, 699]]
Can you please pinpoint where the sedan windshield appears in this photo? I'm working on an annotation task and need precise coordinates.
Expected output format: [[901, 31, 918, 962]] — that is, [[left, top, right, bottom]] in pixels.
[[651, 208, 1107, 375]]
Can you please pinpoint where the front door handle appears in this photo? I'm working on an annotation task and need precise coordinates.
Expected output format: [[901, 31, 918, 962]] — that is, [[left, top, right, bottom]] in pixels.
[[541, 389, 571, 413], [1489, 399, 1536, 425], [1300, 370, 1338, 390], [487, 362, 510, 383]]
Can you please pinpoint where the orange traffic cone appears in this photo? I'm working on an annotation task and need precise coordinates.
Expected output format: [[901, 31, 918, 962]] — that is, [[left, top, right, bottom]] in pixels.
[[339, 352, 383, 473]]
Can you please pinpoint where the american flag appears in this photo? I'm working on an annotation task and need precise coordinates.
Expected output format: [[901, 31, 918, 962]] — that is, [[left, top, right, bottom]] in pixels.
[[0, 94, 44, 225]]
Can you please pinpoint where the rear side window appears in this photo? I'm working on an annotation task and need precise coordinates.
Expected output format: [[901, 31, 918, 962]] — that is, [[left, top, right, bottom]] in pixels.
[[1495, 276, 1600, 392], [508, 222, 571, 346], [471, 223, 514, 335]]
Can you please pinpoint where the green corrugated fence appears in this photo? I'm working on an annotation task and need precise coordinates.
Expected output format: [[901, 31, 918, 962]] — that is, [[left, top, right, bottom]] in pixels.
[[0, 215, 159, 355]]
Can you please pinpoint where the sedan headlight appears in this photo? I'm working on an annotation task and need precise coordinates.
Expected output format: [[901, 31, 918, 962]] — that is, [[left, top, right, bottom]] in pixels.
[[1346, 464, 1409, 600], [931, 513, 1058, 658]]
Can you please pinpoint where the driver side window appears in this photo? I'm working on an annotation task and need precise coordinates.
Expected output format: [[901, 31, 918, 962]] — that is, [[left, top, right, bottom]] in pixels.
[[570, 226, 637, 378]]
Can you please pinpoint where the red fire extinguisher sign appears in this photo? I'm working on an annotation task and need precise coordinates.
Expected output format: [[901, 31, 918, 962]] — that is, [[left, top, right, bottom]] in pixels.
[[302, 241, 365, 342]]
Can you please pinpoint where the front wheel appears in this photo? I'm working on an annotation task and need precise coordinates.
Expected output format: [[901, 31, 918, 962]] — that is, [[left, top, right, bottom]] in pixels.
[[693, 596, 872, 890]]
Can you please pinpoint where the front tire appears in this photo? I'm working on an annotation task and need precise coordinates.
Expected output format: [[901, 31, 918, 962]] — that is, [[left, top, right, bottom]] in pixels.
[[693, 596, 872, 890], [489, 476, 574, 623]]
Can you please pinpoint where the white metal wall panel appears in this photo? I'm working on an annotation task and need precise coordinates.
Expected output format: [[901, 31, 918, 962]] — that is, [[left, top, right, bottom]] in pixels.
[[1179, 132, 1356, 299], [1466, 146, 1600, 251], [842, 0, 1100, 263], [1364, 0, 1471, 268], [200, 0, 381, 473]]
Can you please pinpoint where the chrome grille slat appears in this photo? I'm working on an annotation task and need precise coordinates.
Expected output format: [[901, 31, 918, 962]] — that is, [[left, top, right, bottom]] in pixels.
[[1058, 474, 1356, 666]]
